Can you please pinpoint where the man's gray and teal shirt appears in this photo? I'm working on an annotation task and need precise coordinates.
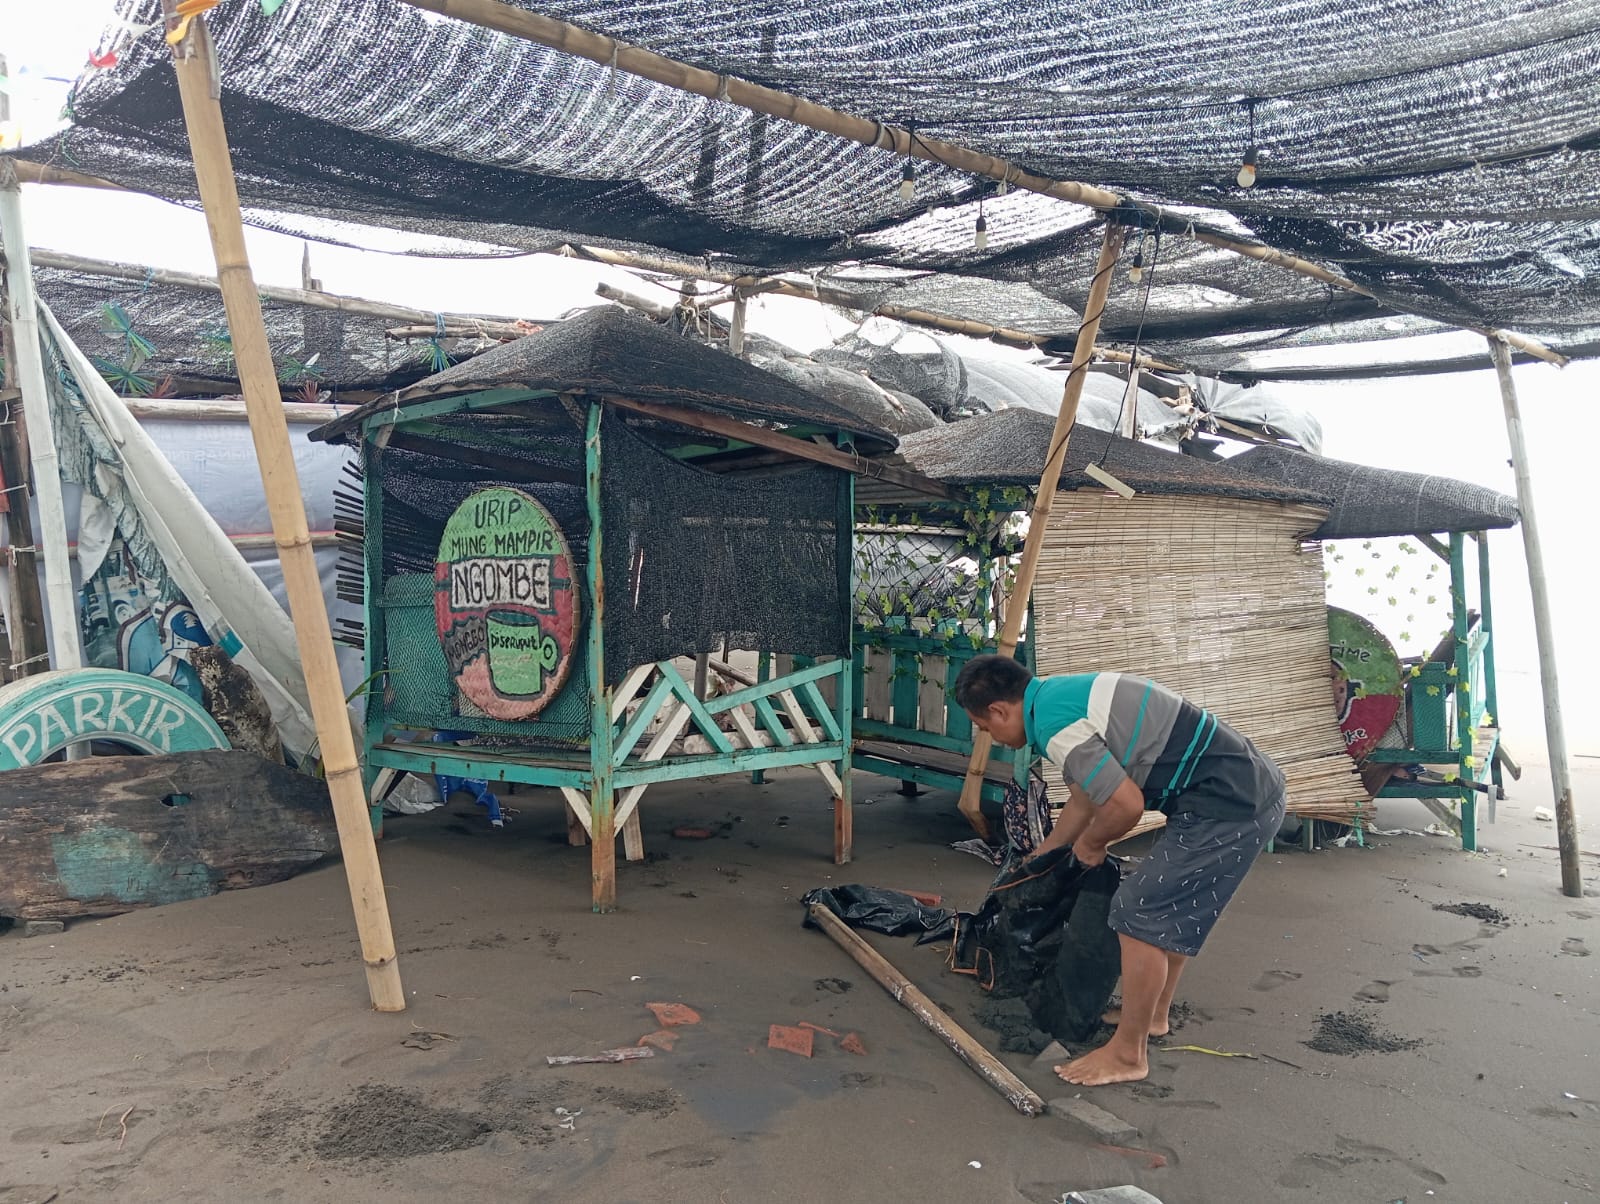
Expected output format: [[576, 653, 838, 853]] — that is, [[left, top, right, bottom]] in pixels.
[[1023, 673, 1284, 821]]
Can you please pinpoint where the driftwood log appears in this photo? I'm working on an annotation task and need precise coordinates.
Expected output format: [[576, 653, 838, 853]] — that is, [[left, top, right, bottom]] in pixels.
[[0, 749, 337, 921]]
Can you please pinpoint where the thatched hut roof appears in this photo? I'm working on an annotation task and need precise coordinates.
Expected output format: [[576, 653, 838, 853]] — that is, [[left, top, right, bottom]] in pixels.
[[1229, 445, 1519, 538], [311, 306, 897, 449]]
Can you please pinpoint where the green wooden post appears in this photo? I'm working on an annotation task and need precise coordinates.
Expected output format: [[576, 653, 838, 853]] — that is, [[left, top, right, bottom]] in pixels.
[[835, 468, 855, 863], [1450, 532, 1476, 850], [362, 441, 387, 835], [1477, 531, 1503, 803], [585, 403, 617, 911]]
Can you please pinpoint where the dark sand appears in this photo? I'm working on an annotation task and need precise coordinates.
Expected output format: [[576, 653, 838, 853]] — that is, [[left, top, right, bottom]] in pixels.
[[2, 762, 1597, 1202]]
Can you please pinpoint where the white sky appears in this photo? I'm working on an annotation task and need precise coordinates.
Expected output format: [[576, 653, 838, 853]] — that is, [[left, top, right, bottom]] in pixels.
[[4, 1, 1595, 763]]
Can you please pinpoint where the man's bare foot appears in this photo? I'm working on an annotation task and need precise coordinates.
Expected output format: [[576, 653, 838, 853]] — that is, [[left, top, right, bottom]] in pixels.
[[1101, 1006, 1170, 1038], [1054, 1043, 1148, 1086]]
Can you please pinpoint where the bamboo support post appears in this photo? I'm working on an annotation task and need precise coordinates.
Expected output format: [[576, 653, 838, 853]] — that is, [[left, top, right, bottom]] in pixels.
[[1487, 336, 1582, 897], [401, 0, 1565, 369], [955, 223, 1126, 834], [164, 10, 405, 1009], [807, 903, 1045, 1116], [0, 162, 84, 674], [0, 315, 48, 677]]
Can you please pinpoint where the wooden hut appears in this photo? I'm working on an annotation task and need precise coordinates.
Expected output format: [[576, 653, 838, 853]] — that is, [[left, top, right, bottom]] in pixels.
[[862, 408, 1371, 832], [310, 306, 905, 910], [1230, 445, 1520, 849]]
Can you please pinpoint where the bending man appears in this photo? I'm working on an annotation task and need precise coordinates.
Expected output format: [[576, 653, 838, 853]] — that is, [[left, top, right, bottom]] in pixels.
[[954, 655, 1286, 1086]]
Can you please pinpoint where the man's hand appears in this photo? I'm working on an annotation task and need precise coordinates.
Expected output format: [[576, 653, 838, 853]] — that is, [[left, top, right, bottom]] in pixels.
[[1071, 836, 1108, 867]]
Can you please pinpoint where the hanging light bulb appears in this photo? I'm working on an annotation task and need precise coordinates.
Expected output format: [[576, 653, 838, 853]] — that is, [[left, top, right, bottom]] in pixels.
[[974, 213, 988, 252], [1237, 145, 1259, 189], [1236, 98, 1260, 189], [1128, 245, 1145, 283], [899, 160, 916, 201]]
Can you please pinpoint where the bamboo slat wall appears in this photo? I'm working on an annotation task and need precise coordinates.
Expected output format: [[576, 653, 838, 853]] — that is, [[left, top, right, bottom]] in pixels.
[[1032, 492, 1368, 823]]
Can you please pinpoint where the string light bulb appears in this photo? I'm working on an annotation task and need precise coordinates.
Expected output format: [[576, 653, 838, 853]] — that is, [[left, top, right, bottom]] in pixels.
[[1237, 145, 1259, 189], [899, 160, 916, 200], [1128, 245, 1145, 283], [1236, 98, 1260, 189], [974, 196, 988, 251]]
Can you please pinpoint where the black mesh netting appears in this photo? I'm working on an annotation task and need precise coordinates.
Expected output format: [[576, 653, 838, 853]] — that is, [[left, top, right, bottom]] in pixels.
[[1229, 444, 1520, 538], [598, 410, 848, 683], [374, 414, 594, 743], [895, 406, 1329, 501], [29, 265, 482, 394], [19, 0, 1600, 377]]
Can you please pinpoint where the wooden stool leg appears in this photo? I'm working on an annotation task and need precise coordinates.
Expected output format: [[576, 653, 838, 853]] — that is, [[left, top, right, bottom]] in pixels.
[[622, 806, 645, 862], [592, 787, 617, 913], [834, 767, 853, 865], [567, 803, 589, 846]]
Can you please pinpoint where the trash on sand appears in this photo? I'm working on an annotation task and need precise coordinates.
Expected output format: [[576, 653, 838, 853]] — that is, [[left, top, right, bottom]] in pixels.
[[1564, 1091, 1579, 1099], [637, 1030, 679, 1052], [968, 1160, 982, 1169], [1534, 807, 1555, 822], [768, 1024, 815, 1057], [554, 1107, 582, 1131], [798, 1021, 840, 1037], [400, 1031, 456, 1051], [903, 890, 943, 907], [1159, 1044, 1258, 1060], [840, 1032, 868, 1056], [1063, 1188, 1166, 1204], [1498, 867, 1509, 877], [646, 1001, 702, 1027], [1094, 1143, 1168, 1169], [546, 1047, 656, 1066], [673, 825, 715, 839]]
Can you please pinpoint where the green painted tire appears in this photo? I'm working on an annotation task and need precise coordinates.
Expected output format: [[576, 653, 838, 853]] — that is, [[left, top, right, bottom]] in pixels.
[[0, 669, 229, 769]]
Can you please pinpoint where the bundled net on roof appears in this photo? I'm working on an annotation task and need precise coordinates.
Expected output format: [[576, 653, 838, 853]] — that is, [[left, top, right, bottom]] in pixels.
[[17, 265, 459, 394], [18, 0, 1600, 376], [894, 407, 1327, 502], [1229, 445, 1520, 538]]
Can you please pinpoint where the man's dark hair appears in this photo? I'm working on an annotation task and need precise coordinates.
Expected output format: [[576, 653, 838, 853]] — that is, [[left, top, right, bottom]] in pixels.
[[952, 654, 1033, 713]]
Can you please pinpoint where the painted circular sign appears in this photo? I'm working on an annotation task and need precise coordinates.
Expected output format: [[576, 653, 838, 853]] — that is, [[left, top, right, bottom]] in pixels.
[[434, 487, 580, 721], [1327, 606, 1404, 761], [0, 668, 230, 769]]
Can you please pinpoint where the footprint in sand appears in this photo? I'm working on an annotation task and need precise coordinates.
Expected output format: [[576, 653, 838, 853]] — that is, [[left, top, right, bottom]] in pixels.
[[1251, 969, 1302, 992], [1561, 937, 1590, 957], [1354, 980, 1393, 1002]]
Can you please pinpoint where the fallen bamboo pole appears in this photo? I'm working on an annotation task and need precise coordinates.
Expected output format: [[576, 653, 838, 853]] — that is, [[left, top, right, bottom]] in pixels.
[[1488, 336, 1583, 898], [164, 8, 405, 1011], [955, 223, 1126, 834], [807, 903, 1045, 1116], [402, 0, 1565, 369]]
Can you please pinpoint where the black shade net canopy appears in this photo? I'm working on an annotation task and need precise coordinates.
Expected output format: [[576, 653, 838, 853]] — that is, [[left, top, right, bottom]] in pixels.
[[16, 0, 1600, 377]]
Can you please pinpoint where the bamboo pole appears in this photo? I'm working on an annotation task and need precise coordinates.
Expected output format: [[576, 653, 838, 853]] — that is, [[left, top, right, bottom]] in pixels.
[[1487, 336, 1583, 898], [401, 0, 1565, 369], [807, 903, 1045, 1116], [0, 313, 49, 677], [0, 162, 84, 673], [163, 10, 405, 1009], [955, 224, 1126, 834]]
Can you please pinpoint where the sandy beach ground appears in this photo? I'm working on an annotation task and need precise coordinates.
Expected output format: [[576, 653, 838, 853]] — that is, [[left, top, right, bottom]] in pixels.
[[2, 759, 1596, 1204]]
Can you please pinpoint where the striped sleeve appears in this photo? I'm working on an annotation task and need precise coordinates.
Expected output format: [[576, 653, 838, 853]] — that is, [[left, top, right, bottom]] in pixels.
[[1048, 727, 1130, 806]]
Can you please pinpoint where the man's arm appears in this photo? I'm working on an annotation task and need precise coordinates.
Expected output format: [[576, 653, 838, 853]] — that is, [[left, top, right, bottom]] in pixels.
[[1026, 784, 1095, 862], [1070, 777, 1146, 867]]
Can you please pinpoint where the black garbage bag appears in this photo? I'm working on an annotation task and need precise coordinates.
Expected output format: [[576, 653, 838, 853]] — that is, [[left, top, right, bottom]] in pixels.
[[801, 884, 956, 940], [953, 846, 1123, 1042]]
